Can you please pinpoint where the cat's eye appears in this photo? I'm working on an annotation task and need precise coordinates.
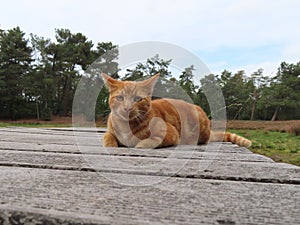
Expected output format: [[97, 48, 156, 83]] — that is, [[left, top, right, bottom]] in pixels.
[[116, 95, 124, 101], [133, 96, 143, 102]]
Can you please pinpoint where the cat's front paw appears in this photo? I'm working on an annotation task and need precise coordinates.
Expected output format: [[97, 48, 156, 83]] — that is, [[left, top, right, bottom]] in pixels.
[[103, 132, 119, 147], [135, 138, 161, 149], [135, 141, 157, 149]]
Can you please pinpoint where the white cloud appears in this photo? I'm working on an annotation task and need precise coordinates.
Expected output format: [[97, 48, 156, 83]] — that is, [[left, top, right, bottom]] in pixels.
[[1, 0, 300, 75], [283, 43, 300, 62], [2, 0, 300, 48], [229, 61, 280, 77]]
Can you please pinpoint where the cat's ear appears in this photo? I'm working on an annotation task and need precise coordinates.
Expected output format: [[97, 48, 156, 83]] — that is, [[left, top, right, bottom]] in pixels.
[[141, 73, 160, 96], [101, 73, 121, 92]]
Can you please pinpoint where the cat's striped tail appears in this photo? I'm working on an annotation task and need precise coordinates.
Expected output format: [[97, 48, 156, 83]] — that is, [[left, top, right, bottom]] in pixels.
[[209, 131, 252, 148]]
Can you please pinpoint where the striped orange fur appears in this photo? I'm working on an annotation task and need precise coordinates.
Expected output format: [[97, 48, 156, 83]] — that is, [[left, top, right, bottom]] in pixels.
[[209, 131, 252, 147], [101, 73, 251, 148]]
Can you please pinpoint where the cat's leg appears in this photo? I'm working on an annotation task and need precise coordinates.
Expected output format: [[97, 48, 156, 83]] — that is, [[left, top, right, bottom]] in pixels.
[[159, 122, 180, 147], [135, 118, 179, 148], [103, 131, 119, 147]]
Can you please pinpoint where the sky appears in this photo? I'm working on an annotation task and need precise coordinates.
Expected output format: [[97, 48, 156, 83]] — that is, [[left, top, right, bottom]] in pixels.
[[1, 0, 300, 76]]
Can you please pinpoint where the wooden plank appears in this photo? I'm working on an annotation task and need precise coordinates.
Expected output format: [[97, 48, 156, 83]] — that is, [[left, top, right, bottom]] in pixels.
[[0, 126, 106, 133], [0, 143, 269, 161], [0, 127, 298, 184], [0, 132, 91, 145], [0, 127, 253, 154], [0, 166, 299, 225], [0, 127, 253, 151], [1, 127, 299, 224], [0, 140, 254, 154], [0, 148, 298, 184]]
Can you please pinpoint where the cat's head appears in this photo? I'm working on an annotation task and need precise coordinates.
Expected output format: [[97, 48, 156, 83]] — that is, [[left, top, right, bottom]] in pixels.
[[101, 73, 159, 121]]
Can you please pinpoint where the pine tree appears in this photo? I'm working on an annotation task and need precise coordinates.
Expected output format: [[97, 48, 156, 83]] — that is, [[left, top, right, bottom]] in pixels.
[[179, 65, 198, 101], [0, 27, 33, 119]]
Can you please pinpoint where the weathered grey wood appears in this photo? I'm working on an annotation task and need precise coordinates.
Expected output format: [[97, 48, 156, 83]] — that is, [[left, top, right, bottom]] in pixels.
[[0, 126, 106, 133], [0, 127, 299, 225], [0, 142, 270, 161], [0, 132, 94, 145], [0, 127, 105, 146], [0, 140, 254, 154], [0, 166, 299, 225], [0, 149, 298, 184]]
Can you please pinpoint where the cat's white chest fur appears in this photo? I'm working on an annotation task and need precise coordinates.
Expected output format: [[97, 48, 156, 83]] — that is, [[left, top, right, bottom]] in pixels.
[[118, 130, 137, 147], [112, 120, 140, 147]]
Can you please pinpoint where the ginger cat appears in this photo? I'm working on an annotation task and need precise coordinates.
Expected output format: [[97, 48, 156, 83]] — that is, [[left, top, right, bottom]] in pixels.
[[101, 73, 251, 149]]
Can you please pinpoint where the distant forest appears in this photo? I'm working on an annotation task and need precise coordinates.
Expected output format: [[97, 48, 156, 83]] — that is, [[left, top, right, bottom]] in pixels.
[[0, 27, 299, 121]]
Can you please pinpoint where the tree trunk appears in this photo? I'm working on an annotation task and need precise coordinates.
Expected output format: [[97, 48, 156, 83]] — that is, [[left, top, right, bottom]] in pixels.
[[36, 100, 40, 121], [250, 101, 256, 121], [271, 106, 280, 121], [62, 73, 71, 116]]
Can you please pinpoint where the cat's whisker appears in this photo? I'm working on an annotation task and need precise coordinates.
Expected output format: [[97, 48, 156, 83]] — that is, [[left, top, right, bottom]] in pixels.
[[136, 114, 144, 124]]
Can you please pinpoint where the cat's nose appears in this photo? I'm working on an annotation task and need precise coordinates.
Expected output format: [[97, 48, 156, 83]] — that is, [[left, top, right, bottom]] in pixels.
[[123, 106, 133, 112]]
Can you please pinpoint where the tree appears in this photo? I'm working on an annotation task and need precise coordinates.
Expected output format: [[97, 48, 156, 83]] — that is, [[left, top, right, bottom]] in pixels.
[[29, 29, 96, 119], [178, 65, 199, 101], [123, 54, 172, 81], [199, 74, 223, 118], [0, 27, 33, 119], [278, 62, 300, 118], [218, 70, 252, 120], [73, 42, 119, 120], [248, 69, 269, 120], [30, 35, 58, 120], [123, 54, 172, 99], [54, 29, 94, 116], [261, 62, 300, 120], [94, 42, 119, 119]]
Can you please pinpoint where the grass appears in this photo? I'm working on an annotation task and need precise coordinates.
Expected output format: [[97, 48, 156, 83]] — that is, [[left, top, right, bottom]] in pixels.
[[229, 129, 300, 166]]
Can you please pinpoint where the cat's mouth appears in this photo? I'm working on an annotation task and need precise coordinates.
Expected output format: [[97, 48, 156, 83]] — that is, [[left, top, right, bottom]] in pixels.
[[114, 110, 136, 121], [116, 109, 147, 122]]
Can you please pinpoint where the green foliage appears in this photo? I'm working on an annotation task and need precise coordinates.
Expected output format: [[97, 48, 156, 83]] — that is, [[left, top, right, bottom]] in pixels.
[[124, 54, 172, 80], [198, 74, 222, 118], [0, 27, 33, 119], [257, 62, 300, 120], [179, 65, 199, 101], [122, 55, 198, 103], [204, 63, 300, 121], [0, 26, 299, 121], [218, 70, 252, 119], [73, 42, 119, 120], [123, 54, 174, 100]]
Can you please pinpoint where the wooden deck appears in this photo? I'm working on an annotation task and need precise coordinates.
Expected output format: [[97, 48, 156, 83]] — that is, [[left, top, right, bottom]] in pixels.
[[0, 127, 299, 224]]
